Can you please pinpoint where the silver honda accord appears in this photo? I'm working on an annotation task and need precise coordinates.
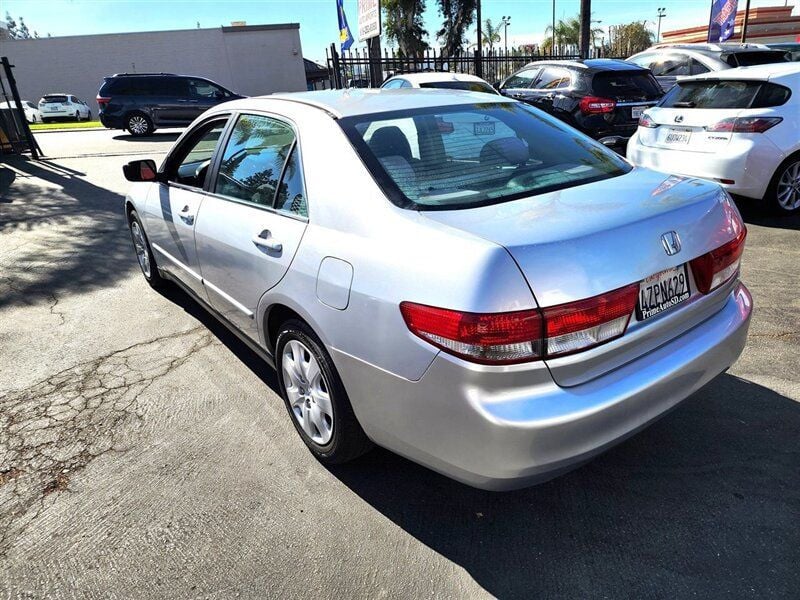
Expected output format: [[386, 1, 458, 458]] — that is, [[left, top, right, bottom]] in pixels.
[[123, 89, 752, 490]]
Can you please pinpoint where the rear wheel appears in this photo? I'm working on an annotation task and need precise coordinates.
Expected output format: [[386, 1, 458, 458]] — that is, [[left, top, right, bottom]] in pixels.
[[128, 209, 165, 289], [75, 111, 81, 121], [767, 154, 800, 214], [126, 112, 153, 136], [275, 319, 372, 464]]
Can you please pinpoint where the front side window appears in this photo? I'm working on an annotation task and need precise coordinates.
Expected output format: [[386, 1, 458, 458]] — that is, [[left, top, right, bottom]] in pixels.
[[166, 119, 228, 188], [215, 114, 299, 209], [627, 54, 655, 69], [650, 55, 690, 76], [189, 78, 225, 99], [340, 102, 630, 210], [503, 68, 540, 89]]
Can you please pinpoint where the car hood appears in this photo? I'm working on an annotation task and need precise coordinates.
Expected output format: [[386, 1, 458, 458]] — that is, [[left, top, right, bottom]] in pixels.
[[422, 167, 737, 308]]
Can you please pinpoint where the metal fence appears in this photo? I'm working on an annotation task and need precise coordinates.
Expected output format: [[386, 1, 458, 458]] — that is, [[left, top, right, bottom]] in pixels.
[[326, 45, 622, 89]]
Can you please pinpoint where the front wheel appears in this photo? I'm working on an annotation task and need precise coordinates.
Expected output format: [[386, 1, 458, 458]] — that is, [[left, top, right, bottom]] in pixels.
[[768, 155, 800, 214], [276, 320, 372, 464], [128, 210, 165, 289]]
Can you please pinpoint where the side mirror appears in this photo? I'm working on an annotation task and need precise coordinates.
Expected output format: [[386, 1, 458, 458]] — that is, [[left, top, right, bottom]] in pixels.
[[123, 159, 159, 182]]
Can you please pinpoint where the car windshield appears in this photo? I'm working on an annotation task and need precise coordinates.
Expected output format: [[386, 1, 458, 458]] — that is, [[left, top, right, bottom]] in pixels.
[[42, 95, 68, 103], [660, 80, 790, 109], [339, 102, 631, 210], [419, 81, 497, 94]]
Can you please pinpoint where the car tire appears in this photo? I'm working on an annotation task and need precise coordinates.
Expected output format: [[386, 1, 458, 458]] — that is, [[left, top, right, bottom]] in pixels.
[[75, 111, 81, 121], [127, 209, 165, 289], [275, 319, 372, 464], [766, 153, 800, 214], [126, 112, 153, 137]]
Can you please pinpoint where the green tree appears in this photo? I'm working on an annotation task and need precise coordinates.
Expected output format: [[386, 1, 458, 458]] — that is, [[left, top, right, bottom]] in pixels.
[[543, 16, 602, 54], [4, 11, 49, 39], [608, 21, 653, 56], [382, 0, 429, 56], [436, 0, 477, 57], [482, 18, 501, 52]]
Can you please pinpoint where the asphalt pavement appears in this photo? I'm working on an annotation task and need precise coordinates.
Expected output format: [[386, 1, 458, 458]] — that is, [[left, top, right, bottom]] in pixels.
[[0, 128, 798, 599]]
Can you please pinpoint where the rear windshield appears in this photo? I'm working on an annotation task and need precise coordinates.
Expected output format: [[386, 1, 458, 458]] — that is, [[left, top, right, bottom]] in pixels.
[[419, 81, 497, 94], [42, 95, 67, 103], [339, 102, 631, 210], [661, 80, 791, 109], [592, 72, 662, 98], [724, 51, 788, 67]]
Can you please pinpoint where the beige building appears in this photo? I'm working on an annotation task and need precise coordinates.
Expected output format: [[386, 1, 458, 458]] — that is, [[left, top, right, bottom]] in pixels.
[[0, 23, 307, 109], [662, 5, 800, 44]]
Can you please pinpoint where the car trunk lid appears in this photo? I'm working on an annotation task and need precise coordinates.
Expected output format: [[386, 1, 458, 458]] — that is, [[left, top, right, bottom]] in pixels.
[[636, 106, 742, 153], [423, 168, 741, 386]]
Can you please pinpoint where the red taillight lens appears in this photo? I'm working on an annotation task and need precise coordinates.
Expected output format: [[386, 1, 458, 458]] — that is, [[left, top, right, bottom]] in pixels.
[[706, 116, 782, 133], [96, 95, 111, 109], [542, 284, 639, 357], [638, 113, 658, 128], [690, 228, 747, 294], [580, 96, 616, 114], [399, 302, 543, 364], [400, 283, 640, 365]]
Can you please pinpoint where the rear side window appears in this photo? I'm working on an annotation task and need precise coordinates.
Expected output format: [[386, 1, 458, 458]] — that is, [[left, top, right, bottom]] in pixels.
[[725, 51, 788, 67], [215, 114, 298, 208], [535, 67, 571, 89], [420, 81, 497, 94], [592, 72, 662, 98], [503, 68, 540, 89], [661, 80, 791, 109]]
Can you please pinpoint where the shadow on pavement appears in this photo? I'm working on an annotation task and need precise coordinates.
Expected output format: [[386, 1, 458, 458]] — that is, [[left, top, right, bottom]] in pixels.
[[112, 132, 181, 143], [327, 375, 800, 598], [0, 156, 132, 310], [734, 195, 800, 231]]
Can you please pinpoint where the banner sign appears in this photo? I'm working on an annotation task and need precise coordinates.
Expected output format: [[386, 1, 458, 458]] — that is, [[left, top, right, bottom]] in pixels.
[[358, 0, 381, 41], [337, 0, 354, 51], [708, 0, 738, 43]]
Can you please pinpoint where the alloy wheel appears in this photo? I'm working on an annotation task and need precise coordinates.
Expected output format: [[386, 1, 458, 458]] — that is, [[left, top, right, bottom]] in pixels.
[[776, 161, 800, 211], [128, 115, 149, 135], [281, 339, 334, 445], [130, 220, 151, 278]]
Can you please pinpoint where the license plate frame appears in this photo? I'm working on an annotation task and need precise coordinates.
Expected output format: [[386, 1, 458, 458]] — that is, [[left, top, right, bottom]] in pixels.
[[636, 264, 691, 321], [473, 122, 496, 136], [665, 127, 692, 145], [631, 106, 645, 119]]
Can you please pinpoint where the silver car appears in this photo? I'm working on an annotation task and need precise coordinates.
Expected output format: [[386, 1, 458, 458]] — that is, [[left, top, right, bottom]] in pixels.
[[123, 89, 752, 490]]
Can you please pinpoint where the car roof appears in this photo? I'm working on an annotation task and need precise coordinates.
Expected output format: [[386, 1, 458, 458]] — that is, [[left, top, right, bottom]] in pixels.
[[389, 72, 489, 84], [683, 61, 800, 81], [264, 88, 515, 118], [523, 58, 645, 72], [641, 43, 779, 59]]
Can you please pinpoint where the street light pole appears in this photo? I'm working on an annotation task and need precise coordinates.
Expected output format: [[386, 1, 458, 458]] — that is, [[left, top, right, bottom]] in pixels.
[[741, 0, 752, 42], [476, 0, 482, 76], [501, 15, 511, 53], [656, 7, 667, 43], [552, 0, 556, 56]]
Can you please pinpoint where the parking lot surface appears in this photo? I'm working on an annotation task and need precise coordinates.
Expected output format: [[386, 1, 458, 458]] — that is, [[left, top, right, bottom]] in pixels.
[[1, 129, 799, 599]]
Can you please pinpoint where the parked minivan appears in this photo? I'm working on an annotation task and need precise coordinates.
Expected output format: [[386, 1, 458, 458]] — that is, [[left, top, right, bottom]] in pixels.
[[97, 73, 242, 136]]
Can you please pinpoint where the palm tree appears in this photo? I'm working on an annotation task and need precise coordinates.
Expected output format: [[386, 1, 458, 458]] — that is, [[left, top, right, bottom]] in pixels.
[[544, 15, 603, 54], [482, 18, 502, 52]]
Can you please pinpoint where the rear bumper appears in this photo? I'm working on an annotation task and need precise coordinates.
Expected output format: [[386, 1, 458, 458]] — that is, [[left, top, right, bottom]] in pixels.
[[334, 283, 752, 490], [627, 131, 780, 200], [99, 113, 125, 129]]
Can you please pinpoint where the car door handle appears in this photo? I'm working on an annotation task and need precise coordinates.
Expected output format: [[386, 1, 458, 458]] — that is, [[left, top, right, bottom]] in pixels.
[[252, 230, 282, 252], [178, 205, 194, 225]]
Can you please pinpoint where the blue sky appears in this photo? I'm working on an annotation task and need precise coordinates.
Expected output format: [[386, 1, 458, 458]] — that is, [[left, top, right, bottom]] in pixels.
[[3, 0, 795, 63]]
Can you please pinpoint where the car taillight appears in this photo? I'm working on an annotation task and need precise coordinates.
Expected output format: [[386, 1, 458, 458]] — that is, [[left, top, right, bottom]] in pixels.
[[638, 113, 659, 128], [690, 228, 747, 294], [541, 284, 639, 357], [706, 116, 782, 133], [580, 96, 616, 114], [400, 283, 639, 365], [399, 302, 543, 364], [96, 95, 111, 109]]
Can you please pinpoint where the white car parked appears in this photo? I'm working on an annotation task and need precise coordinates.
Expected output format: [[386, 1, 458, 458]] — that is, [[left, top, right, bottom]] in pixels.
[[38, 94, 92, 122], [0, 100, 42, 123], [627, 62, 800, 213], [381, 72, 499, 94]]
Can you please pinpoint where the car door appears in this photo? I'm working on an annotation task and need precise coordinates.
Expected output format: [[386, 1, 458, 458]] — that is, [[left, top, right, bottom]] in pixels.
[[186, 78, 229, 119], [143, 115, 230, 298], [499, 66, 541, 99], [194, 113, 308, 340], [154, 76, 195, 125], [525, 66, 572, 115]]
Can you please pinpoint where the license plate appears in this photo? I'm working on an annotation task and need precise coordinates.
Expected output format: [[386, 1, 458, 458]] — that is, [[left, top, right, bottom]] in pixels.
[[473, 122, 496, 136], [665, 128, 691, 144], [46, 107, 60, 112], [636, 264, 691, 321], [631, 106, 645, 119]]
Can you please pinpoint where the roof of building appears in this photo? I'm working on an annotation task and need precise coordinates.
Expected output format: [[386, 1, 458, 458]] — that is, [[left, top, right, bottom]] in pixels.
[[246, 88, 515, 118]]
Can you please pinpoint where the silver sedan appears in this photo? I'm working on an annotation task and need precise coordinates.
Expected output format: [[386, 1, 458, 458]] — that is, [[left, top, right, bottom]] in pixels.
[[123, 89, 752, 490]]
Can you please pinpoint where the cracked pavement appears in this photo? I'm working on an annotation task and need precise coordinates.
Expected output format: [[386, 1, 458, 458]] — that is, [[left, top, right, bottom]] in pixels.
[[0, 129, 798, 599]]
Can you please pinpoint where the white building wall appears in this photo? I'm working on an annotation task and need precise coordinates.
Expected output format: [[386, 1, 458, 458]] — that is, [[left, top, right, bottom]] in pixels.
[[0, 24, 306, 108]]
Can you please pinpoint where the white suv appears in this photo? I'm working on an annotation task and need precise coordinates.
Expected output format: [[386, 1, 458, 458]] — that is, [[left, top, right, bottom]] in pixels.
[[38, 94, 92, 122], [627, 62, 800, 213]]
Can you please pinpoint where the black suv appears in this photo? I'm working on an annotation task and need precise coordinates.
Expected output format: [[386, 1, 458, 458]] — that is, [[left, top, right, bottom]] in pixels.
[[97, 73, 242, 136], [497, 59, 663, 149]]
